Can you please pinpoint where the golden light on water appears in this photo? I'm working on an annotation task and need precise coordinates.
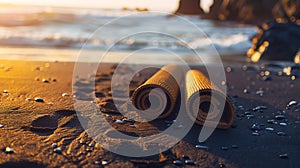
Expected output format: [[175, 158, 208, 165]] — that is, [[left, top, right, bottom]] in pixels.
[[294, 51, 300, 64], [251, 51, 261, 63], [247, 48, 254, 57]]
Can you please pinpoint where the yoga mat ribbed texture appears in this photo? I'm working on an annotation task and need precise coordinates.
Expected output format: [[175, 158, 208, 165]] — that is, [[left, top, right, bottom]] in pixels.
[[185, 70, 235, 129], [131, 65, 183, 119]]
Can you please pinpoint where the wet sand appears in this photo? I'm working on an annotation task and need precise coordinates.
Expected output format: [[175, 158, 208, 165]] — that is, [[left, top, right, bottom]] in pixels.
[[0, 60, 300, 168]]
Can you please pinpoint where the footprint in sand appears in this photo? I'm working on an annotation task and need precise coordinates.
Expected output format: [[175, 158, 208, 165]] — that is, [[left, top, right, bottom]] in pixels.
[[24, 110, 83, 136]]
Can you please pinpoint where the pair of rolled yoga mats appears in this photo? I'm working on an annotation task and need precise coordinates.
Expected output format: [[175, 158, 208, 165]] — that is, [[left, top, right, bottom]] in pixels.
[[131, 65, 235, 129]]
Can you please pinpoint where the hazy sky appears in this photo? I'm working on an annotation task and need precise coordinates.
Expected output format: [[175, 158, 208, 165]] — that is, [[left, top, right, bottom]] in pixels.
[[0, 0, 213, 12]]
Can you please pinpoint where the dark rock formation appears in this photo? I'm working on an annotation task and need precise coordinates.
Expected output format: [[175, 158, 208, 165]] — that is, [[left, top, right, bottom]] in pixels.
[[202, 0, 300, 24], [175, 0, 204, 15], [247, 21, 300, 62], [202, 0, 278, 24]]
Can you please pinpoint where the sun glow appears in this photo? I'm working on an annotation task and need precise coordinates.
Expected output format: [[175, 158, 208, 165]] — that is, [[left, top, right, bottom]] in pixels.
[[0, 0, 213, 12]]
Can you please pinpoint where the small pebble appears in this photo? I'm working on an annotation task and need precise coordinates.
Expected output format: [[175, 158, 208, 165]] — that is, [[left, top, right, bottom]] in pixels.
[[42, 79, 49, 83], [267, 119, 276, 124], [185, 160, 195, 165], [253, 106, 267, 111], [5, 147, 14, 154], [88, 143, 95, 147], [274, 115, 286, 120], [279, 153, 288, 159], [225, 66, 232, 73], [34, 97, 44, 103], [172, 160, 183, 166], [52, 143, 58, 148], [25, 98, 32, 101], [62, 93, 69, 97], [0, 124, 3, 128], [287, 100, 297, 107], [277, 132, 286, 136], [231, 145, 239, 149], [252, 132, 260, 136], [243, 89, 249, 94], [115, 120, 124, 124], [221, 146, 229, 151], [94, 160, 101, 165], [86, 148, 93, 152], [265, 127, 274, 131], [101, 160, 109, 166], [244, 111, 251, 115], [251, 124, 262, 131], [53, 147, 62, 154], [3, 90, 8, 93], [279, 122, 287, 126], [195, 145, 208, 151]]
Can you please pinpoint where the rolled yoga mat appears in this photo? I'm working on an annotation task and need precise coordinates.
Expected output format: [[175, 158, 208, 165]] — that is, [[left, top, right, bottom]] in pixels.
[[131, 65, 183, 119], [185, 70, 235, 129]]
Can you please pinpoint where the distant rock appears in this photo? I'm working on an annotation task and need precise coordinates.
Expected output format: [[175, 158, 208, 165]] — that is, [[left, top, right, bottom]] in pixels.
[[202, 0, 300, 24], [175, 0, 204, 15], [247, 21, 300, 62]]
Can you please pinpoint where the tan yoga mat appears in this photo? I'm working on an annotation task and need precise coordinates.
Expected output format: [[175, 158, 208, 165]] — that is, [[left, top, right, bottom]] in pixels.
[[185, 70, 235, 129], [131, 65, 183, 119]]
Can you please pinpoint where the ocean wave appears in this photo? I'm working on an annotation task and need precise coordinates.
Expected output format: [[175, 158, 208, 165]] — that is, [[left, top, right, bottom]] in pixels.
[[0, 7, 256, 55]]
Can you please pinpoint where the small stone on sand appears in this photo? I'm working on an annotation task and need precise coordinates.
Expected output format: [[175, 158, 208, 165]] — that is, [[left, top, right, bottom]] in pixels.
[[52, 143, 58, 148], [287, 100, 297, 107], [34, 97, 44, 103], [42, 78, 49, 83], [279, 122, 287, 126], [195, 145, 208, 151], [173, 160, 183, 166], [53, 147, 62, 154], [101, 160, 109, 165], [265, 127, 274, 131], [279, 153, 288, 159], [5, 147, 14, 154], [62, 93, 69, 97], [277, 132, 286, 136], [115, 120, 124, 124], [0, 124, 3, 128], [253, 106, 267, 111], [221, 146, 229, 151], [231, 145, 239, 149], [274, 115, 286, 120], [185, 159, 195, 165]]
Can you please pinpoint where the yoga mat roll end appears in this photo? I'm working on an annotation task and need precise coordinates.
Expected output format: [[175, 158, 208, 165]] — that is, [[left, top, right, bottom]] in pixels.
[[185, 70, 235, 129]]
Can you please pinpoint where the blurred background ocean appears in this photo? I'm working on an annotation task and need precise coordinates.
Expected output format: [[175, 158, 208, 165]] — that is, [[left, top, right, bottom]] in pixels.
[[0, 4, 257, 63]]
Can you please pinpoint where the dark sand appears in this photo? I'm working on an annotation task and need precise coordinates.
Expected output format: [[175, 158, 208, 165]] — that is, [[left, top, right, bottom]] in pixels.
[[0, 60, 300, 167]]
